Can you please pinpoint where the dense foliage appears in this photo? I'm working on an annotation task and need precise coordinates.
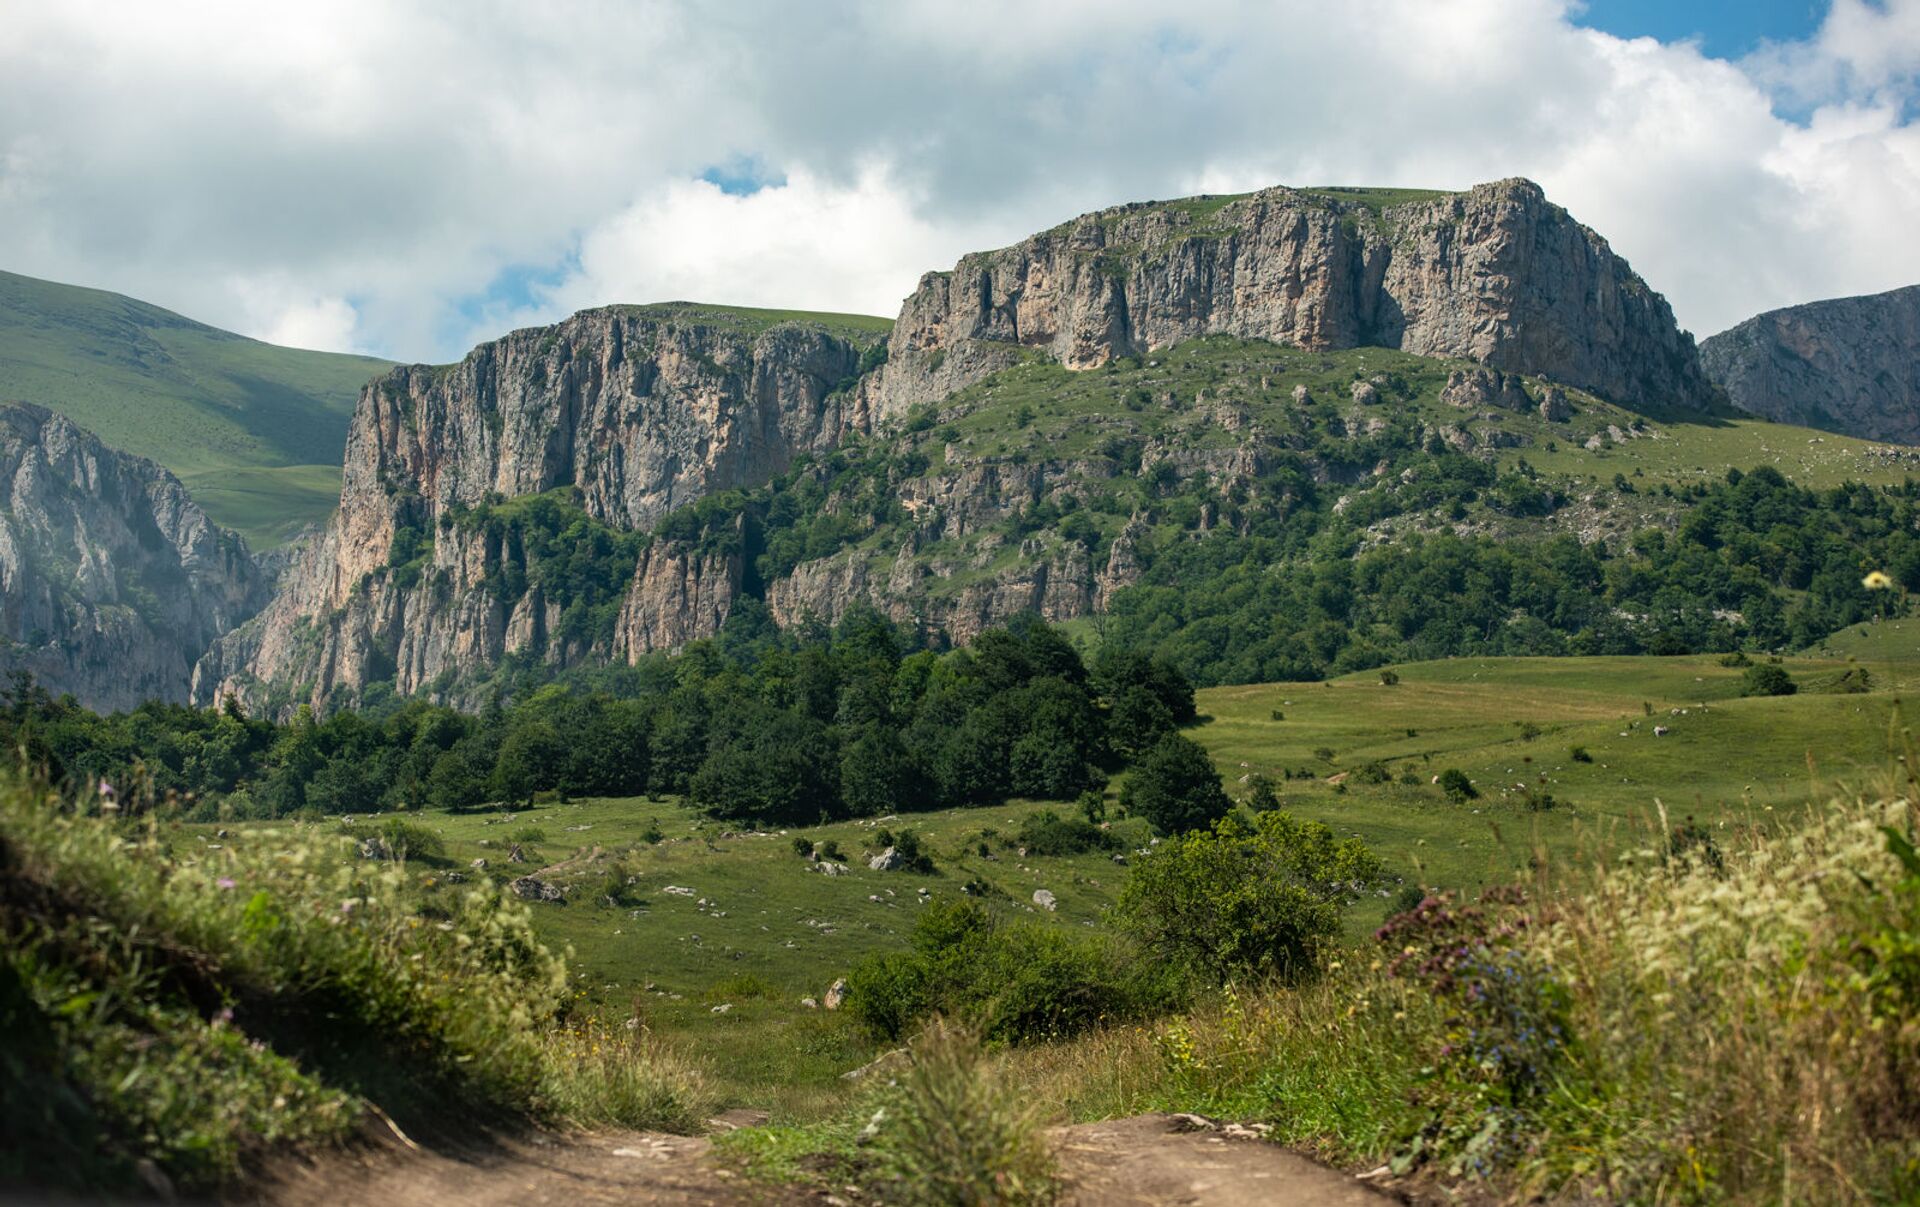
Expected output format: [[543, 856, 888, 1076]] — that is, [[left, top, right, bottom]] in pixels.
[[0, 612, 1195, 828], [1108, 467, 1920, 684]]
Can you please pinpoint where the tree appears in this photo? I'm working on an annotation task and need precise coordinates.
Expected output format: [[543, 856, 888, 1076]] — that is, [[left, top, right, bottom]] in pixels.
[[1120, 733, 1232, 835], [1741, 663, 1797, 697], [492, 721, 566, 806], [427, 748, 488, 812], [1118, 810, 1384, 982]]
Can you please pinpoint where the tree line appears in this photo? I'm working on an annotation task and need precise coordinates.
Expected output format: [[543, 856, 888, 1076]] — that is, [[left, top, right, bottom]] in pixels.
[[1, 610, 1196, 827]]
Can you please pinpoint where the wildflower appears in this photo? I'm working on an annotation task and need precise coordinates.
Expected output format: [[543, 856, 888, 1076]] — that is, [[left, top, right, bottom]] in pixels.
[[216, 877, 237, 890], [1863, 570, 1895, 590]]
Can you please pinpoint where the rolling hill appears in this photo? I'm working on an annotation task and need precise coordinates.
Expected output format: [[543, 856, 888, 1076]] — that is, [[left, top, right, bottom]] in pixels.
[[0, 269, 391, 547]]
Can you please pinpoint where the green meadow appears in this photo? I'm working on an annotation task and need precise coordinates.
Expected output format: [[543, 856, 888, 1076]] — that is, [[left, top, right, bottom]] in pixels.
[[200, 643, 1920, 1115]]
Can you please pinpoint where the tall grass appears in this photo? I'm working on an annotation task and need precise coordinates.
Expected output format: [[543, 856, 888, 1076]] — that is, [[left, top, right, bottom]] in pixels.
[[865, 1022, 1058, 1206], [0, 776, 709, 1195], [1005, 788, 1920, 1203]]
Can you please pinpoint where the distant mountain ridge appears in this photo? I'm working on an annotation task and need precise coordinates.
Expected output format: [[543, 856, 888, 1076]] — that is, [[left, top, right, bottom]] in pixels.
[[1701, 284, 1920, 443], [0, 269, 392, 547]]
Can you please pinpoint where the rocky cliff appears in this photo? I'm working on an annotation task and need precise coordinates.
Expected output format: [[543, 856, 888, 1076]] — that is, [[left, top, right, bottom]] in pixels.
[[0, 403, 267, 710], [1700, 285, 1920, 443], [864, 178, 1709, 418], [196, 304, 883, 714]]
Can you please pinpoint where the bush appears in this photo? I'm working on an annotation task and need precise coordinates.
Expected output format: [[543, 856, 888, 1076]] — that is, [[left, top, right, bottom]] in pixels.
[[1120, 734, 1232, 836], [509, 825, 547, 845], [1741, 663, 1797, 696], [1437, 768, 1478, 803], [791, 836, 814, 857], [1569, 746, 1593, 763], [1118, 811, 1384, 984], [845, 900, 1162, 1044], [1013, 809, 1119, 857]]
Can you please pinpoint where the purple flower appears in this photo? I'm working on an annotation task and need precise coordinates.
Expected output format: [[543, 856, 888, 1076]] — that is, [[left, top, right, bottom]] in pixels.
[[216, 877, 236, 890]]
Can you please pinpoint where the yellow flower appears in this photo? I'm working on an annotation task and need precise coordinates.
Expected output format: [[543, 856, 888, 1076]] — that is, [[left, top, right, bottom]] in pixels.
[[1863, 570, 1894, 590]]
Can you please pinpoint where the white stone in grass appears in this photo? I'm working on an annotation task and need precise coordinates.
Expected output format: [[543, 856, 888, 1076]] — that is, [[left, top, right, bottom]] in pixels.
[[1033, 889, 1057, 911]]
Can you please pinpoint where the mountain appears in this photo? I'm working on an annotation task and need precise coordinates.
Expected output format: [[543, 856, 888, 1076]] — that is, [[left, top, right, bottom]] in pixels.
[[0, 269, 392, 547], [197, 179, 1773, 716], [0, 403, 269, 711], [195, 303, 889, 713], [863, 178, 1713, 419], [1701, 284, 1920, 443]]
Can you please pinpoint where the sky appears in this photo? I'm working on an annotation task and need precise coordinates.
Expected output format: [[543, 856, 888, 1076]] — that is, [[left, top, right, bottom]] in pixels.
[[3, 1, 1919, 363]]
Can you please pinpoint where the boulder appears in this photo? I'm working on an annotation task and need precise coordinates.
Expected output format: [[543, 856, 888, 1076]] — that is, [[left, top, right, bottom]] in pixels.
[[869, 846, 904, 872], [508, 876, 565, 903], [1033, 889, 1058, 911], [824, 977, 849, 1010], [1350, 380, 1380, 406]]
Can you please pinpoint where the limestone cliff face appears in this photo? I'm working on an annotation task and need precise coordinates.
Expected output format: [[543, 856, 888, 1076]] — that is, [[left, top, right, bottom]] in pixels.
[[196, 306, 877, 713], [0, 403, 266, 710], [1701, 285, 1920, 442], [865, 178, 1708, 418]]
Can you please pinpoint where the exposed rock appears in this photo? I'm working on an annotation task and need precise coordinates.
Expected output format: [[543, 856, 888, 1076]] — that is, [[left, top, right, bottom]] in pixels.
[[357, 836, 391, 860], [812, 861, 850, 877], [197, 305, 881, 714], [509, 876, 565, 903], [0, 403, 268, 710], [824, 977, 848, 1010], [1441, 368, 1533, 412], [1539, 385, 1574, 422], [864, 178, 1710, 420], [1702, 284, 1920, 442], [1033, 889, 1057, 911], [869, 846, 904, 871], [1350, 380, 1380, 406]]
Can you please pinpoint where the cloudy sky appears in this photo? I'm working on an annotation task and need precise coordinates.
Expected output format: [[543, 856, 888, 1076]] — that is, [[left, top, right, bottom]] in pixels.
[[3, 0, 1917, 362]]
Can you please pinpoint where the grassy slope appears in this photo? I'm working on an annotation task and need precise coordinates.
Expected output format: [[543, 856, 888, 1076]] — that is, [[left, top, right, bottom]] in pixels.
[[204, 648, 1920, 1115], [0, 269, 391, 546]]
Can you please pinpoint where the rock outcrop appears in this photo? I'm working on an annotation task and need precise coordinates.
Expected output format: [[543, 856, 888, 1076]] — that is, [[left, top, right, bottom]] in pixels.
[[864, 178, 1708, 418], [0, 403, 267, 710], [196, 305, 880, 714], [1701, 284, 1920, 442]]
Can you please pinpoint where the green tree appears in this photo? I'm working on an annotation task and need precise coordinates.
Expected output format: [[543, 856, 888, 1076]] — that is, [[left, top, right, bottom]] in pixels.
[[1120, 734, 1232, 835], [491, 721, 566, 806], [1741, 663, 1797, 697], [1118, 811, 1383, 982]]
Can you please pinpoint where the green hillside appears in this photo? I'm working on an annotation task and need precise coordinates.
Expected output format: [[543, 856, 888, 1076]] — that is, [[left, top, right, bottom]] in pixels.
[[0, 269, 391, 547]]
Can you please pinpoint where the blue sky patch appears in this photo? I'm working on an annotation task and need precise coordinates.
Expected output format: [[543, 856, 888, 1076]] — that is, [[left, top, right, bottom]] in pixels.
[[1573, 0, 1828, 60]]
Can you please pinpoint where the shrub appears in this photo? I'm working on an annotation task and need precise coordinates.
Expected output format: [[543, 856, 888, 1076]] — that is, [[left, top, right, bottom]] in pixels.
[[1569, 746, 1593, 763], [845, 900, 1161, 1044], [1719, 650, 1752, 667], [1118, 811, 1384, 984], [1014, 809, 1119, 857], [1379, 669, 1400, 686], [509, 825, 547, 845], [1437, 768, 1478, 802], [1120, 734, 1232, 836], [792, 835, 814, 857], [1247, 774, 1280, 812], [1351, 762, 1390, 785], [1741, 663, 1797, 696], [864, 1022, 1055, 1206]]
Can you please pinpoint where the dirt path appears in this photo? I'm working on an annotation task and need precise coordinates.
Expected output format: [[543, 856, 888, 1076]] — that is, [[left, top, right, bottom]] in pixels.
[[256, 1112, 1392, 1206]]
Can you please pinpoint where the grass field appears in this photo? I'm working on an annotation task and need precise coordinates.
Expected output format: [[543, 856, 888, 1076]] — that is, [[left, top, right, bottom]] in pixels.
[[201, 645, 1920, 1118], [0, 269, 387, 545], [177, 463, 343, 549]]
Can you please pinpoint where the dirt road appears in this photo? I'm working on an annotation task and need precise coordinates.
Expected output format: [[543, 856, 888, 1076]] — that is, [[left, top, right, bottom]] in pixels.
[[257, 1112, 1392, 1205]]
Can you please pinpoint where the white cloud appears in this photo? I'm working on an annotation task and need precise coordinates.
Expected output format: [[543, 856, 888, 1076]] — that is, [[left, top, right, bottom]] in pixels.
[[3, 0, 1920, 360]]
